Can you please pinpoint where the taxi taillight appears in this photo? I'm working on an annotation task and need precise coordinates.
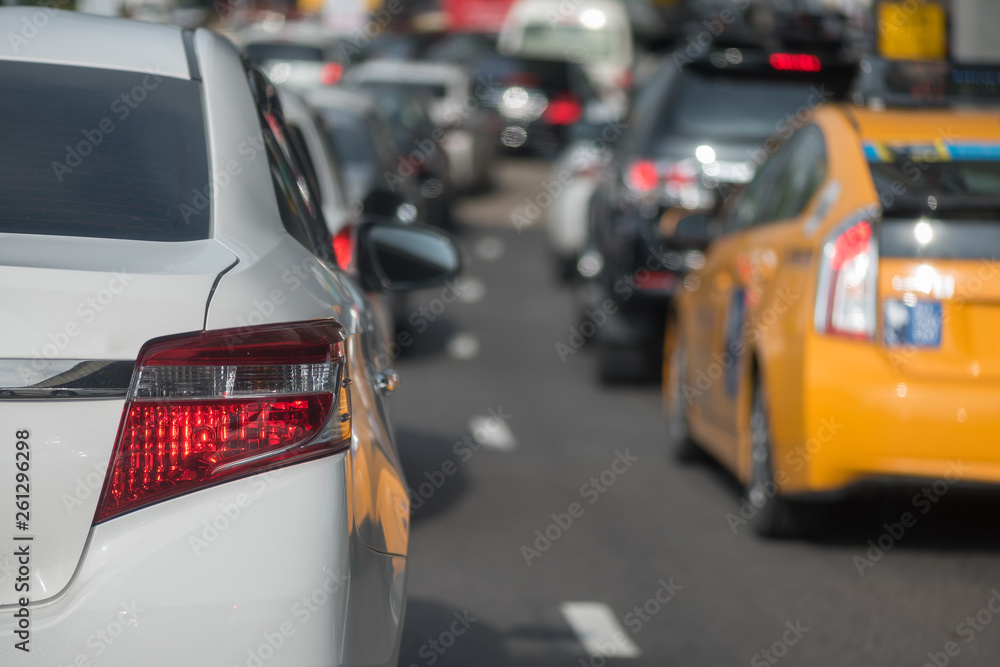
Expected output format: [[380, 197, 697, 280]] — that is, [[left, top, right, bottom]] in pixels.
[[94, 321, 352, 523], [815, 218, 877, 340]]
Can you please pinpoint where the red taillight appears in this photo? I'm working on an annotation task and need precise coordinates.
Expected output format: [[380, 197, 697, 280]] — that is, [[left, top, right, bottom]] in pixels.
[[664, 162, 697, 189], [333, 224, 355, 271], [769, 53, 821, 72], [815, 219, 876, 339], [626, 159, 659, 192], [95, 321, 351, 523], [321, 62, 343, 86], [543, 93, 582, 125]]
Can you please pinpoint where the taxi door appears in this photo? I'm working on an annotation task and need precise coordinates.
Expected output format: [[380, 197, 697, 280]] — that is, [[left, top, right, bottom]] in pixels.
[[695, 126, 830, 480]]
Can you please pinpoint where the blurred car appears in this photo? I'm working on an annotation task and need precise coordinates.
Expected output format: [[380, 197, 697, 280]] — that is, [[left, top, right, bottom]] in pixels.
[[665, 63, 1000, 538], [343, 81, 457, 229], [0, 8, 462, 665], [586, 48, 855, 382], [240, 26, 348, 91], [498, 0, 633, 101], [343, 59, 499, 193], [479, 53, 603, 156], [547, 122, 614, 281], [303, 87, 431, 225], [276, 87, 354, 237]]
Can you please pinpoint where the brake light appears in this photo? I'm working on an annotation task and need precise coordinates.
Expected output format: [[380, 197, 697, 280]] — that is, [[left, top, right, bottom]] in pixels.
[[815, 219, 877, 339], [664, 162, 697, 189], [333, 224, 355, 271], [626, 159, 658, 192], [321, 62, 343, 86], [95, 321, 351, 523], [769, 53, 821, 72], [543, 93, 582, 125]]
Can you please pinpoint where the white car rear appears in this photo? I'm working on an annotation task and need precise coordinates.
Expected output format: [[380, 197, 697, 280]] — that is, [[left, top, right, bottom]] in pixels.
[[0, 9, 460, 665], [498, 0, 633, 101]]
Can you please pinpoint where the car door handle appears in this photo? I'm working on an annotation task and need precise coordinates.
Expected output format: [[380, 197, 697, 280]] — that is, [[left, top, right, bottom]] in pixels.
[[375, 370, 400, 394]]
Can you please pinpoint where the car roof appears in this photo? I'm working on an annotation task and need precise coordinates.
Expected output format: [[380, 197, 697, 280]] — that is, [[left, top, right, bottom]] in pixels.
[[834, 106, 1000, 145], [346, 60, 467, 84], [0, 8, 192, 80], [304, 86, 377, 114]]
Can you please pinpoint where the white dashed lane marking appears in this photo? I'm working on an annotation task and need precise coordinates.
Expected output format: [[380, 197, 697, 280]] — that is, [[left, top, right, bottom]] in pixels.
[[468, 414, 517, 451], [473, 236, 506, 262], [560, 602, 641, 658]]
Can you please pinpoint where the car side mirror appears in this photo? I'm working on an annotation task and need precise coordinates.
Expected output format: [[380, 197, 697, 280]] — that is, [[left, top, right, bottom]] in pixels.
[[357, 221, 462, 293]]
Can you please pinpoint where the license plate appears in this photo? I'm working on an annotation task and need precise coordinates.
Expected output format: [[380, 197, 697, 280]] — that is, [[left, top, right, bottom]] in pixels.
[[884, 299, 942, 348]]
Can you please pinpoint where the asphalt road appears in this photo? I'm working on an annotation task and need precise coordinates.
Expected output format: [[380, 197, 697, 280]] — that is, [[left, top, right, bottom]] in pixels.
[[390, 157, 1000, 667]]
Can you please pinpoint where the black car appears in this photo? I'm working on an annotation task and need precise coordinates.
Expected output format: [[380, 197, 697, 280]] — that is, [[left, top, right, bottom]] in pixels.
[[585, 48, 855, 382], [344, 81, 456, 229], [304, 88, 428, 226], [478, 54, 600, 156]]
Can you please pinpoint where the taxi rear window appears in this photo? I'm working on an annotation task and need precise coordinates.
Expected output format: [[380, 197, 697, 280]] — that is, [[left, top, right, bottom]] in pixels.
[[872, 159, 1000, 260], [0, 61, 210, 242]]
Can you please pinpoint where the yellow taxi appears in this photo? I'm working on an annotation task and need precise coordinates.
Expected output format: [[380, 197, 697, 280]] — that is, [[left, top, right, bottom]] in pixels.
[[664, 62, 1000, 537]]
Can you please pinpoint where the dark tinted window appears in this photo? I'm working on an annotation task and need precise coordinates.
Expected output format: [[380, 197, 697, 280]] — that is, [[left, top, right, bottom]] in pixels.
[[0, 61, 210, 241], [653, 72, 818, 142], [245, 43, 325, 63], [881, 213, 1000, 260], [318, 109, 380, 168], [757, 125, 827, 223]]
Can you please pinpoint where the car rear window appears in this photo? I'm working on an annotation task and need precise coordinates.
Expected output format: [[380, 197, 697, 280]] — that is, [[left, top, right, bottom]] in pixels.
[[318, 108, 379, 168], [244, 43, 325, 63], [653, 72, 820, 142], [0, 61, 210, 242], [873, 161, 1000, 260]]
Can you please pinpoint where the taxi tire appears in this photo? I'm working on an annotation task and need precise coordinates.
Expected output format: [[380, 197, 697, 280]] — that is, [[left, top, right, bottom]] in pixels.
[[748, 379, 819, 539], [664, 318, 702, 462]]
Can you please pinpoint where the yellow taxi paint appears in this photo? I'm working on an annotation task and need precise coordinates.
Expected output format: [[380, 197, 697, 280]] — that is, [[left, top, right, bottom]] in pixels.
[[672, 105, 1000, 496]]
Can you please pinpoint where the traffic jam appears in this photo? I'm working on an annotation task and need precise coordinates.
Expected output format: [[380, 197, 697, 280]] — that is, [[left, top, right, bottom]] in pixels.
[[2, 0, 1000, 665]]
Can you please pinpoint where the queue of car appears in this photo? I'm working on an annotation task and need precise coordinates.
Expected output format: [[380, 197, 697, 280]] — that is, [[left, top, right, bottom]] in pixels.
[[0, 7, 466, 665]]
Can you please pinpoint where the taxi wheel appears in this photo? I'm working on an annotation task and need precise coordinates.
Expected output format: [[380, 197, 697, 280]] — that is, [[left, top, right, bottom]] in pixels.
[[748, 380, 817, 538], [664, 318, 701, 462]]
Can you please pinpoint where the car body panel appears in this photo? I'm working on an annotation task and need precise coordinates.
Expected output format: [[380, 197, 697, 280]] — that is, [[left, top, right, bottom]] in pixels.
[[673, 104, 1000, 496]]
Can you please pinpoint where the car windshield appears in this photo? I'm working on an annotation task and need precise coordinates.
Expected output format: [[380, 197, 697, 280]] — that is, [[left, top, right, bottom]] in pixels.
[[655, 73, 819, 141], [519, 22, 613, 58], [244, 43, 325, 63], [318, 108, 379, 168], [0, 61, 210, 241]]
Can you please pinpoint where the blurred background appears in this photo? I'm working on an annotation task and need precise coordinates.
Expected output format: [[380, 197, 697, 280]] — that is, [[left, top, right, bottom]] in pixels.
[[9, 0, 1000, 664]]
